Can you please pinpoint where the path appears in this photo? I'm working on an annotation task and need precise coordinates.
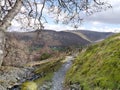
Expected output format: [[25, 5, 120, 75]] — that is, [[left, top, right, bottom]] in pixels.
[[51, 56, 74, 90]]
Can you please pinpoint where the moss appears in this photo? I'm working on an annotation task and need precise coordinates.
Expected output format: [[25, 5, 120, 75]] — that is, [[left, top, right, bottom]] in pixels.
[[34, 58, 63, 74], [21, 81, 38, 90], [65, 33, 120, 90], [34, 72, 53, 86]]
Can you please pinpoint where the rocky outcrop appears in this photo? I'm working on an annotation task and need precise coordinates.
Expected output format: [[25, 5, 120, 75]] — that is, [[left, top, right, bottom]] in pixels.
[[0, 66, 28, 89]]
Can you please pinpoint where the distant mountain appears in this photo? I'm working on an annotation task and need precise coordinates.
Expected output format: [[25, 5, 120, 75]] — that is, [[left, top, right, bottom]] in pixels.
[[6, 30, 113, 48], [67, 30, 113, 42]]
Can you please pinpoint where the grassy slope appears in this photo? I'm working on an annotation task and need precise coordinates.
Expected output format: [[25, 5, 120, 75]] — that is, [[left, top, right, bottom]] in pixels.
[[65, 33, 120, 90]]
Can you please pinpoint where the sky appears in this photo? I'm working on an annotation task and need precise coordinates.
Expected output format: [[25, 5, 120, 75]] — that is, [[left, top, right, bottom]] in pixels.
[[9, 0, 120, 32]]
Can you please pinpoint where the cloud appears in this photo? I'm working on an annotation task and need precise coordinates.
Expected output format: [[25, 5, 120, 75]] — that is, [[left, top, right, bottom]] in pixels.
[[85, 0, 120, 24], [75, 0, 120, 32], [47, 0, 120, 32], [89, 27, 116, 32], [8, 0, 120, 33], [44, 23, 75, 31]]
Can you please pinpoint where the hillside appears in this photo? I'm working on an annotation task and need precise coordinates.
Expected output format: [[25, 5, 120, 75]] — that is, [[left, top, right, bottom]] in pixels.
[[6, 30, 113, 48], [65, 33, 120, 90], [67, 30, 113, 42], [7, 30, 90, 47]]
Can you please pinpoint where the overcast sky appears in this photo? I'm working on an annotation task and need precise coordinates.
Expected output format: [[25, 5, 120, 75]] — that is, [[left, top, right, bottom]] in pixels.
[[44, 0, 120, 32], [9, 0, 120, 32]]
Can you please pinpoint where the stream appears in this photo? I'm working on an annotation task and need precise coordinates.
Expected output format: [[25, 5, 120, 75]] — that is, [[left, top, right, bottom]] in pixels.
[[9, 56, 74, 90], [51, 56, 74, 90]]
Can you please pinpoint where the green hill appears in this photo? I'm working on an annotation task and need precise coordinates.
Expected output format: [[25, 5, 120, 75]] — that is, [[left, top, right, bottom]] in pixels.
[[65, 33, 120, 90]]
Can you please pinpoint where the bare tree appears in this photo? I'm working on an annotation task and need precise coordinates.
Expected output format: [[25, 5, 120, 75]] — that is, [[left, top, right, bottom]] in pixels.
[[0, 0, 111, 66], [0, 0, 112, 30]]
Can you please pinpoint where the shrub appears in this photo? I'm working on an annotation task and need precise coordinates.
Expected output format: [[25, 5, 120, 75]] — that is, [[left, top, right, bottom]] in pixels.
[[40, 53, 52, 60]]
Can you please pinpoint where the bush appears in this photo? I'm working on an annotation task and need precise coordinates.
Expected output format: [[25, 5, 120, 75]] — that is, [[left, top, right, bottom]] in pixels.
[[40, 53, 52, 60]]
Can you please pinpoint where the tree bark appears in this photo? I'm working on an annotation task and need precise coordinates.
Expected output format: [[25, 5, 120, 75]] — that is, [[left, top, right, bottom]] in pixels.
[[0, 0, 22, 30], [0, 0, 22, 66], [0, 31, 5, 66]]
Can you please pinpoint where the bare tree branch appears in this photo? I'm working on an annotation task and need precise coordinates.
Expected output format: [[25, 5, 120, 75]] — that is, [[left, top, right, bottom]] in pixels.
[[38, 0, 46, 29], [0, 0, 112, 31], [0, 0, 22, 30]]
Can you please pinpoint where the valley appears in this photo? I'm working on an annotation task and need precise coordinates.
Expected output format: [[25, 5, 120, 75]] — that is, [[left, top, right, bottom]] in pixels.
[[0, 0, 119, 90], [0, 29, 118, 90]]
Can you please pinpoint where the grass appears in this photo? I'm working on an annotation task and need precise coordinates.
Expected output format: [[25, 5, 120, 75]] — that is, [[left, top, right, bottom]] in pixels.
[[65, 33, 120, 90], [34, 58, 64, 74]]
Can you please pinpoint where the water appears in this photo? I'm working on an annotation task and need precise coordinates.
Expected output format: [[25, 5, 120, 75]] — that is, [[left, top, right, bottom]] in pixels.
[[51, 56, 73, 90], [10, 56, 74, 90]]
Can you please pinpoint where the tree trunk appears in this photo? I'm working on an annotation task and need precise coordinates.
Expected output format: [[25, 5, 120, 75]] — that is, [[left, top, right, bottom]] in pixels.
[[0, 0, 22, 66], [0, 31, 5, 66]]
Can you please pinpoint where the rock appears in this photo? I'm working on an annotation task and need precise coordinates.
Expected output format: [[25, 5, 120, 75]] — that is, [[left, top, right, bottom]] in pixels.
[[0, 85, 6, 90], [0, 66, 27, 89], [8, 84, 20, 90], [70, 84, 80, 90], [38, 81, 52, 90], [46, 81, 52, 86]]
